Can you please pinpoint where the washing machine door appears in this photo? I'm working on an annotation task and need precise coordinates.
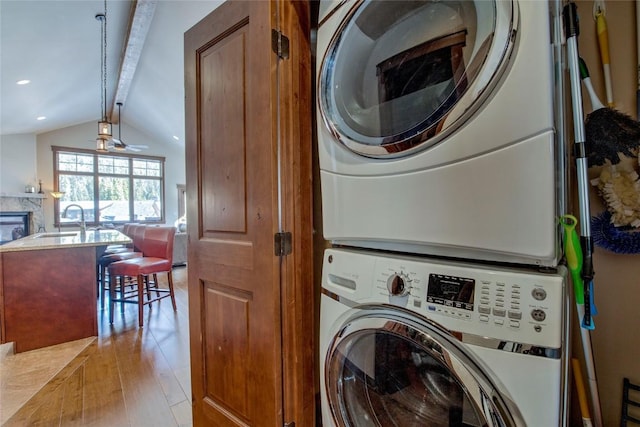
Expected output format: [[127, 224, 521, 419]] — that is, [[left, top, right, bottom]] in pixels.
[[325, 305, 524, 426], [318, 0, 517, 158]]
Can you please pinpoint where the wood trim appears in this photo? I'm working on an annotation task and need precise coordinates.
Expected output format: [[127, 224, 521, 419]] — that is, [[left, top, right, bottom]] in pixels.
[[278, 1, 315, 425]]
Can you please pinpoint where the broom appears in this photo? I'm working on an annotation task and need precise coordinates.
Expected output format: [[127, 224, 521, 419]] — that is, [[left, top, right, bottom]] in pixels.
[[579, 58, 640, 166]]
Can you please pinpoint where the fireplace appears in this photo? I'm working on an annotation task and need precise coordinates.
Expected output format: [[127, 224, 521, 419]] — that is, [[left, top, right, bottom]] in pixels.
[[0, 212, 31, 245]]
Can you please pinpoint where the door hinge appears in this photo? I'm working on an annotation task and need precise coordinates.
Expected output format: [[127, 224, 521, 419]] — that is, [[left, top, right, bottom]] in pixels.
[[274, 231, 292, 256], [271, 29, 290, 59]]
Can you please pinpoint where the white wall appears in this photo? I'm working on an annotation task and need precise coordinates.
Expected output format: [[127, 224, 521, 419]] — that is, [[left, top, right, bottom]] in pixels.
[[34, 121, 185, 232], [0, 133, 38, 194]]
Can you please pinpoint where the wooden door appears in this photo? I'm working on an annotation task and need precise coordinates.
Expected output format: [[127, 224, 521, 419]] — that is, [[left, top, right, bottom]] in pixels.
[[185, 1, 314, 426]]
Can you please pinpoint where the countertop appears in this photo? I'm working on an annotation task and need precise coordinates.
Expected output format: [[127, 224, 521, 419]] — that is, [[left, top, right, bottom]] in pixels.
[[0, 230, 131, 253]]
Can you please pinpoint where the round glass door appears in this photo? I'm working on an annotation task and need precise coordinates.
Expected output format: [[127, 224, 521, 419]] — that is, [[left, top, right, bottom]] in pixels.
[[318, 0, 517, 158], [325, 306, 523, 426]]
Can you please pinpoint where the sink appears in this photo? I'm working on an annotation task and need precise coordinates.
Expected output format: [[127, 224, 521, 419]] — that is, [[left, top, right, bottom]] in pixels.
[[35, 232, 77, 238]]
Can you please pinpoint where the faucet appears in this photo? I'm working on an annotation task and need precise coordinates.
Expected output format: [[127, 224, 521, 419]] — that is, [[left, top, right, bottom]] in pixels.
[[62, 204, 86, 233]]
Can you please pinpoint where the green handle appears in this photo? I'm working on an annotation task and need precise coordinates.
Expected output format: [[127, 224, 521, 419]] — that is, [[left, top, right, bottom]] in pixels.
[[578, 57, 590, 79], [561, 215, 585, 304]]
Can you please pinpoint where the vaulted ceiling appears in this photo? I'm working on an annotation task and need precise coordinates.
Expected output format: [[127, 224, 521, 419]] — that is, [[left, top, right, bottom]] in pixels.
[[0, 0, 222, 147]]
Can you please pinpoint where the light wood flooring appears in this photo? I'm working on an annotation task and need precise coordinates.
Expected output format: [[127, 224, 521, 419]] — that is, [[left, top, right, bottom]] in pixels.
[[91, 265, 192, 427], [9, 266, 193, 427]]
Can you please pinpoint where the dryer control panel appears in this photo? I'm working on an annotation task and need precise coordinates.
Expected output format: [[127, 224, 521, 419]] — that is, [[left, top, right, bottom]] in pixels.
[[323, 248, 567, 349]]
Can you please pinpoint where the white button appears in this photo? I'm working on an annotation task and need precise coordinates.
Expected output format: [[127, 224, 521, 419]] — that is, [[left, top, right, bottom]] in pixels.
[[480, 315, 489, 322]]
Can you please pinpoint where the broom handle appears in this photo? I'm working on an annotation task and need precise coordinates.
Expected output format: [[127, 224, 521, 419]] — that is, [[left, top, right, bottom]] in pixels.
[[563, 3, 603, 426], [564, 28, 591, 235]]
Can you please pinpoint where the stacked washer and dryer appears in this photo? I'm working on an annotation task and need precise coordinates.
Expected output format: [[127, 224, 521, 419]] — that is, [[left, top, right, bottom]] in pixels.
[[316, 0, 571, 426]]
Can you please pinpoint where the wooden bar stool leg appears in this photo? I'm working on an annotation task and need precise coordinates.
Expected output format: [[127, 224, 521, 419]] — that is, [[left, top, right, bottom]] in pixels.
[[120, 276, 125, 314], [137, 274, 145, 327], [144, 275, 152, 303], [168, 271, 177, 311], [153, 273, 161, 298], [109, 274, 116, 324]]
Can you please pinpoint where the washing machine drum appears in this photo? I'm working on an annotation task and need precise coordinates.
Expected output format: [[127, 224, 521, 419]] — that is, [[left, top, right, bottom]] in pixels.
[[318, 0, 517, 158], [324, 306, 524, 426]]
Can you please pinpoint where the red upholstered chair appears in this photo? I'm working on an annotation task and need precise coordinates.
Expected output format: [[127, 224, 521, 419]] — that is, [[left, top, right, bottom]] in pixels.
[[98, 224, 146, 308], [108, 226, 177, 327]]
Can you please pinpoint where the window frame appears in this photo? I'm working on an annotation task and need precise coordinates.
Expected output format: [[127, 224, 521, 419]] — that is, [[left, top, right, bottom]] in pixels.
[[52, 146, 166, 228]]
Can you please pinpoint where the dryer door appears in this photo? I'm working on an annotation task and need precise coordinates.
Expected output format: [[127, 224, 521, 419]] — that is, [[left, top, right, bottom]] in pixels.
[[318, 0, 517, 158], [324, 305, 524, 426]]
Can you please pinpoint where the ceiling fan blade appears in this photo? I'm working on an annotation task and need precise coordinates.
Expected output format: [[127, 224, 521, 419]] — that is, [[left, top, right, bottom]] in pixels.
[[128, 144, 148, 149], [111, 141, 128, 151], [126, 146, 142, 152]]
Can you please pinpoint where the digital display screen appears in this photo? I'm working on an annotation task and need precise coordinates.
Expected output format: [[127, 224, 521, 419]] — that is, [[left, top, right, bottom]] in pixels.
[[427, 274, 475, 311]]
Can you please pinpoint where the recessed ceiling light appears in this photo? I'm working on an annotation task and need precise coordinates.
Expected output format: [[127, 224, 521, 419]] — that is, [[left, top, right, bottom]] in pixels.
[[16, 79, 31, 85], [36, 116, 46, 121], [172, 135, 180, 141]]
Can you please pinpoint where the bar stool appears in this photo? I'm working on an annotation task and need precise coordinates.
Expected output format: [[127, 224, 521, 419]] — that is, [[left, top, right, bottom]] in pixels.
[[108, 226, 177, 327], [95, 223, 136, 292], [98, 224, 146, 308]]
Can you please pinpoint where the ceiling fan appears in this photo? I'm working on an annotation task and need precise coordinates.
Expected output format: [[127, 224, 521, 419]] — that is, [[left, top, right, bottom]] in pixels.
[[110, 102, 149, 152]]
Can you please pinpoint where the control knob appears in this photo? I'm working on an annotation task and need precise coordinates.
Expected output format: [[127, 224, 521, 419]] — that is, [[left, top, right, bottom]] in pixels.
[[387, 272, 411, 296]]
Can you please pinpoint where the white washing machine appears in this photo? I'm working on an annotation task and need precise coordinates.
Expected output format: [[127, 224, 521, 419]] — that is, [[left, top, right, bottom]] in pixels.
[[316, 0, 567, 267], [320, 248, 569, 426]]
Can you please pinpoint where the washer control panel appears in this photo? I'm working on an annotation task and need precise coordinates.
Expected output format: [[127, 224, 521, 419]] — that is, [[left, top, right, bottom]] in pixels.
[[324, 249, 566, 347]]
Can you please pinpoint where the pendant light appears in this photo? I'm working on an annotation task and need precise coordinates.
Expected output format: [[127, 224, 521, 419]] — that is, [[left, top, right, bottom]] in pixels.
[[95, 0, 111, 152]]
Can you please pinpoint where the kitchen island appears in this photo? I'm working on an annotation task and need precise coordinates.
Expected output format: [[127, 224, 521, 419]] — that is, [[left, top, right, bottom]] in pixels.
[[0, 230, 130, 352]]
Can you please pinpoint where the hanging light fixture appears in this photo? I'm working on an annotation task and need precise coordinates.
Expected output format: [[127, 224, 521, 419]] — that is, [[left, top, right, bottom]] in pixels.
[[96, 137, 109, 152], [95, 0, 111, 151]]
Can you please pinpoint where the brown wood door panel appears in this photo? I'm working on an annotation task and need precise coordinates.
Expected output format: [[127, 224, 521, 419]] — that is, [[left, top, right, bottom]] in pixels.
[[186, 1, 280, 425], [200, 27, 247, 234], [186, 1, 314, 426], [203, 282, 251, 416]]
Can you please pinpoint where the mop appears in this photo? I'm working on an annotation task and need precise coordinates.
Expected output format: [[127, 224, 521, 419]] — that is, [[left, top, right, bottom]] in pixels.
[[563, 3, 603, 426], [579, 58, 640, 253], [578, 57, 640, 166]]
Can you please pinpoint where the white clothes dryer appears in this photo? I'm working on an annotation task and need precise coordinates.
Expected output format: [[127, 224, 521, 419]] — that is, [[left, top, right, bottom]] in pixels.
[[316, 0, 567, 267], [320, 248, 569, 426]]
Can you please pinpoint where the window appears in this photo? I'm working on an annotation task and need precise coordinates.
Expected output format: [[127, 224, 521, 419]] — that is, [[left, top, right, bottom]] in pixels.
[[52, 146, 165, 227]]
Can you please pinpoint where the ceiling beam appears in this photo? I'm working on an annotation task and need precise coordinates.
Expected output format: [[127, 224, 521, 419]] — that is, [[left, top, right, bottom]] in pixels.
[[110, 0, 158, 123]]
